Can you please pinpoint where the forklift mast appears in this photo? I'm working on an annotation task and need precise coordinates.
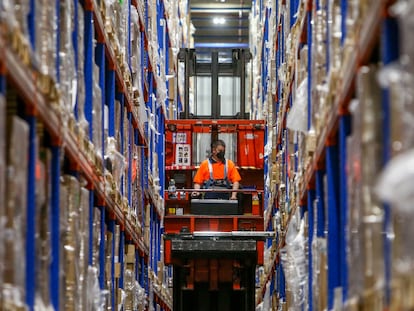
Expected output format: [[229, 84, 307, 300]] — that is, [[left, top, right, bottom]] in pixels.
[[178, 48, 251, 120], [164, 49, 267, 311]]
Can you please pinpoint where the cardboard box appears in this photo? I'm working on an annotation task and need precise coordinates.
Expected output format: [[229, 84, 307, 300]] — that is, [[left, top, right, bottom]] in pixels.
[[126, 244, 136, 264]]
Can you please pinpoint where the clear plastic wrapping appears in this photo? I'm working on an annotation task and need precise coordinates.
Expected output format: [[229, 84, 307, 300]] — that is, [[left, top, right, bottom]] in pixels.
[[78, 187, 91, 310], [376, 149, 414, 214], [376, 149, 414, 276], [311, 4, 329, 135], [87, 266, 106, 310], [3, 116, 29, 309], [130, 7, 142, 96], [119, 2, 129, 69], [296, 45, 308, 89], [124, 106, 130, 157], [164, 2, 178, 52], [287, 77, 308, 133], [58, 176, 91, 310], [357, 66, 385, 290], [312, 236, 327, 311], [132, 145, 143, 221], [60, 176, 81, 310], [103, 0, 119, 51], [92, 208, 102, 270], [347, 0, 360, 33], [0, 0, 14, 27], [34, 148, 53, 310], [346, 66, 385, 299], [328, 0, 342, 74], [35, 0, 58, 80], [375, 3, 414, 295], [59, 0, 77, 118], [280, 214, 308, 310], [113, 225, 122, 310], [114, 101, 122, 151], [124, 270, 146, 311], [102, 0, 129, 69], [346, 116, 365, 299], [377, 63, 414, 154], [357, 66, 383, 203], [0, 0, 30, 39], [390, 1, 414, 66], [104, 231, 113, 310], [0, 96, 5, 302], [77, 5, 89, 136], [14, 0, 30, 36], [122, 112, 131, 201], [105, 136, 126, 191]]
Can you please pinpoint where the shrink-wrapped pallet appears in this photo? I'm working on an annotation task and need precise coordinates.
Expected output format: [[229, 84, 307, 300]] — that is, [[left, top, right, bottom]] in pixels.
[[3, 116, 29, 309]]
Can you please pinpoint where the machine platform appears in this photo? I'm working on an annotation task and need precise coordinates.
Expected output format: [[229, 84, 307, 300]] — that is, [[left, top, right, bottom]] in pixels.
[[190, 198, 240, 215]]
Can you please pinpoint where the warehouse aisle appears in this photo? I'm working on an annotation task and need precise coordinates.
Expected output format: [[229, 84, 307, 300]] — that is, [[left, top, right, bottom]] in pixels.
[[1, 0, 413, 310]]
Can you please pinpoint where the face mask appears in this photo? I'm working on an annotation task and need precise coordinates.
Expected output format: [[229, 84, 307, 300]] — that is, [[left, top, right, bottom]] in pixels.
[[216, 151, 225, 161]]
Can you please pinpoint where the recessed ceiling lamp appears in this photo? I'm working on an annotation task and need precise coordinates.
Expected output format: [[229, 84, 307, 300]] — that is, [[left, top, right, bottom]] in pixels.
[[213, 17, 226, 25]]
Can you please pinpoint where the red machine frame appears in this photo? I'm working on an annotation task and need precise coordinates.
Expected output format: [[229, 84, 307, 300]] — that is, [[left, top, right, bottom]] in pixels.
[[163, 119, 267, 291]]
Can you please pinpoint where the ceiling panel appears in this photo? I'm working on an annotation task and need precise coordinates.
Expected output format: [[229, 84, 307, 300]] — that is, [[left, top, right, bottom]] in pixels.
[[190, 0, 252, 48]]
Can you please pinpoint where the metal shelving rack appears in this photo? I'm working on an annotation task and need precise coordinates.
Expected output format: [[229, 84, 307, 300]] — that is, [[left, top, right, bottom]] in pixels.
[[0, 0, 185, 309], [257, 0, 398, 310]]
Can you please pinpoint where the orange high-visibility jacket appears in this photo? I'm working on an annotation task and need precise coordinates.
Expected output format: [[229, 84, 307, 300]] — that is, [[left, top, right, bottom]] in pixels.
[[193, 158, 241, 185]]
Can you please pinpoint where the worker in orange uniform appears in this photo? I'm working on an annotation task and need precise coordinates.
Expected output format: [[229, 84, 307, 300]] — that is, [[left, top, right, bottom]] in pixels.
[[192, 139, 241, 200]]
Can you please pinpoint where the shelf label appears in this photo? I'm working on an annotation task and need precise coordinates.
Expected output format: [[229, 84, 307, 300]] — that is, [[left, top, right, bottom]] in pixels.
[[175, 143, 191, 166], [174, 132, 187, 143]]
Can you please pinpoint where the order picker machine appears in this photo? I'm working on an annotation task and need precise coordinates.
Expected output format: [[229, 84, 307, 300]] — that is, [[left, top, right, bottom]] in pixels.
[[163, 49, 270, 311]]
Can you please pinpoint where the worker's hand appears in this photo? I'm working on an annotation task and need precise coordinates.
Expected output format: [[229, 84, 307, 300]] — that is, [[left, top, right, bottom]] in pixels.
[[191, 191, 200, 198], [229, 195, 238, 201]]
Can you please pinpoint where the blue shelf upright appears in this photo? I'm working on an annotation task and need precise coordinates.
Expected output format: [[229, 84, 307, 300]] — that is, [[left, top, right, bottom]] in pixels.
[[307, 188, 316, 311], [27, 0, 35, 49], [128, 111, 133, 204], [340, 0, 347, 45], [277, 258, 286, 303], [116, 92, 125, 194], [139, 252, 145, 288], [262, 7, 269, 99], [151, 205, 157, 273], [0, 68, 5, 94], [290, 0, 299, 27], [26, 112, 37, 311], [307, 1, 313, 130], [157, 105, 164, 196], [326, 139, 340, 310], [73, 0, 79, 119], [84, 7, 94, 139], [315, 169, 326, 239], [89, 190, 95, 265], [105, 66, 116, 137], [339, 114, 351, 302], [119, 231, 125, 288], [83, 5, 95, 271], [95, 41, 106, 158], [98, 205, 106, 289], [108, 218, 116, 310]]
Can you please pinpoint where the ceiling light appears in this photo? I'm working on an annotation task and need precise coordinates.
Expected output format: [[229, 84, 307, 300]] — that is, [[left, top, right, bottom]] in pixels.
[[213, 17, 226, 25]]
